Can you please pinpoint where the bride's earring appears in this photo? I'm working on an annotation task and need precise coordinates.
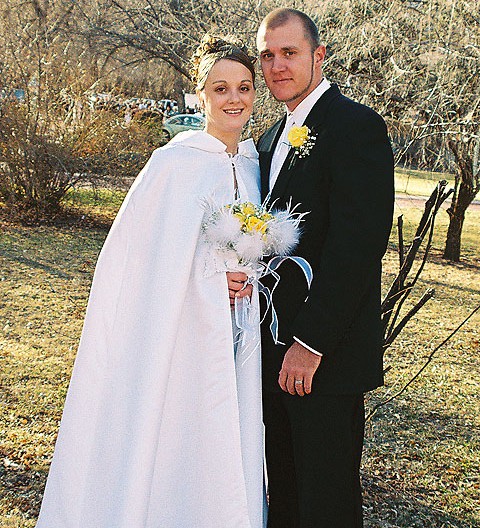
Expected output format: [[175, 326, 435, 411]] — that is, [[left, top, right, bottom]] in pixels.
[[196, 90, 205, 114]]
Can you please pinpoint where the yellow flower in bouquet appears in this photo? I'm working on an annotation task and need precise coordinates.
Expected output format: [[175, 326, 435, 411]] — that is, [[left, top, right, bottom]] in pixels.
[[240, 202, 257, 216], [261, 212, 274, 222], [288, 125, 309, 147], [245, 216, 268, 235], [234, 211, 246, 222]]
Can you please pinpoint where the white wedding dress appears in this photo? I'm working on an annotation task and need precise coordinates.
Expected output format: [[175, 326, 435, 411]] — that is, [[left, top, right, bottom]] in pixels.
[[36, 131, 266, 528]]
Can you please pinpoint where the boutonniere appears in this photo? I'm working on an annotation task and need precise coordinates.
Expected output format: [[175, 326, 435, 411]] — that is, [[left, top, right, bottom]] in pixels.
[[288, 125, 317, 160]]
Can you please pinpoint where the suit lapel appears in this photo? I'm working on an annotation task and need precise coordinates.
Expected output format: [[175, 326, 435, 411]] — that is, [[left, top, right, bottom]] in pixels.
[[268, 85, 342, 205], [260, 117, 285, 202]]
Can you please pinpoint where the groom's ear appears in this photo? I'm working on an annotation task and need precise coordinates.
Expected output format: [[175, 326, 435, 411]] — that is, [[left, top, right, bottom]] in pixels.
[[314, 45, 326, 68]]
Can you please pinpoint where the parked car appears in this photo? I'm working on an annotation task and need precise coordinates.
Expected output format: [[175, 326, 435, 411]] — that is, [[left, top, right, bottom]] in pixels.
[[162, 114, 205, 141]]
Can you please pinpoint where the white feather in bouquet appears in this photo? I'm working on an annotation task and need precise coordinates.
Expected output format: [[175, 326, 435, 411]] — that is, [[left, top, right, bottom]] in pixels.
[[264, 207, 303, 256]]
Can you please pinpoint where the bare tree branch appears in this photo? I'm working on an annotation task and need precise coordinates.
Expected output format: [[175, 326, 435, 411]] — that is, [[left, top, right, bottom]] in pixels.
[[368, 303, 480, 421]]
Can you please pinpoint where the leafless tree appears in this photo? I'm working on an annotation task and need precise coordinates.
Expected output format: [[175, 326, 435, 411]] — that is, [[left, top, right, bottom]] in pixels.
[[2, 0, 478, 247], [310, 0, 479, 262], [0, 0, 160, 217], [444, 133, 480, 260]]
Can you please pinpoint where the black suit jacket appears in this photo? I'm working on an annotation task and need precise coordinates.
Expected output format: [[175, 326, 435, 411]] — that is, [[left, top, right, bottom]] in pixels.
[[258, 84, 394, 394]]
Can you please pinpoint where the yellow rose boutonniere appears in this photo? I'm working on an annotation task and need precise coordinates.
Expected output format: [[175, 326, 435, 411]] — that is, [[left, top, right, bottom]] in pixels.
[[287, 125, 317, 160], [288, 125, 309, 147]]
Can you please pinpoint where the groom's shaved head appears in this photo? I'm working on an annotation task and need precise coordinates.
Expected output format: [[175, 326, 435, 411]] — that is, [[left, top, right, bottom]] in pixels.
[[258, 8, 320, 51]]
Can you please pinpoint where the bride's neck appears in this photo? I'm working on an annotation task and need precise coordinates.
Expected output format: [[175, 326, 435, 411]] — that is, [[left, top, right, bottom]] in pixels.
[[205, 125, 241, 155]]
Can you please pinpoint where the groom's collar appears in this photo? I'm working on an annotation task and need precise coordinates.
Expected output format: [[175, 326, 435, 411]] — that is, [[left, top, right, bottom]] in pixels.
[[259, 80, 332, 155], [303, 84, 342, 130], [285, 78, 331, 127]]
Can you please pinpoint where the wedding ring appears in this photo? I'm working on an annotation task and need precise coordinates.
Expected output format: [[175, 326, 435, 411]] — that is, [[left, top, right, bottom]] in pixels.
[[294, 379, 304, 385]]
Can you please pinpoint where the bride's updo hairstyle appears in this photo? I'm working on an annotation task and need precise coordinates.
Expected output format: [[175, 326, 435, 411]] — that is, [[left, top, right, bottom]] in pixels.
[[191, 34, 256, 91]]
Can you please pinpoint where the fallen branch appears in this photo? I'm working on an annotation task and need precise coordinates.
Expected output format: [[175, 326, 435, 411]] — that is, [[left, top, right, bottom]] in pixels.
[[367, 303, 480, 421]]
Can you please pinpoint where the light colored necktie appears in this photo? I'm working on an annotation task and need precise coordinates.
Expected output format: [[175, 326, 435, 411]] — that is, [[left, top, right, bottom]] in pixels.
[[270, 113, 295, 191]]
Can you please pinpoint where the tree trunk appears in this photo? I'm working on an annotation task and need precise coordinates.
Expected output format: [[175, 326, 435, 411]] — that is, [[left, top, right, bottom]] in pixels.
[[443, 205, 465, 261], [443, 139, 480, 262], [443, 177, 473, 261]]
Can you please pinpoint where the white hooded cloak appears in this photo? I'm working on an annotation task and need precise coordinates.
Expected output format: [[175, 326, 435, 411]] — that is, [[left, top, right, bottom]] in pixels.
[[36, 131, 265, 528]]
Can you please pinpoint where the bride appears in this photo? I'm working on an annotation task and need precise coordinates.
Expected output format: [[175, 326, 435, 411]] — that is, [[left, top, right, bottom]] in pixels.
[[36, 36, 266, 528]]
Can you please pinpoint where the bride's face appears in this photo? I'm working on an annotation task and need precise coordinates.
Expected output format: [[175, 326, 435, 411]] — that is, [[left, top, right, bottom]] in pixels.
[[198, 59, 255, 137]]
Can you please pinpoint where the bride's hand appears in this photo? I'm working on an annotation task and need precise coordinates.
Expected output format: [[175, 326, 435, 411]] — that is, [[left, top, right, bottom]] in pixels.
[[226, 272, 252, 307]]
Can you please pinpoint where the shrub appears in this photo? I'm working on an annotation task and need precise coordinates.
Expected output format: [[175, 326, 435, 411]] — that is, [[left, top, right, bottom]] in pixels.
[[0, 96, 160, 220]]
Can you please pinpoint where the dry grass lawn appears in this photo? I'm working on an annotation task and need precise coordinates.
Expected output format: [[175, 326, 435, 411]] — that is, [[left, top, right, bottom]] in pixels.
[[0, 182, 479, 527]]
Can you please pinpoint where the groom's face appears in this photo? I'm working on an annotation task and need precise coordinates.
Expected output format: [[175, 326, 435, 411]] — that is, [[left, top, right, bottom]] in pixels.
[[257, 16, 325, 111]]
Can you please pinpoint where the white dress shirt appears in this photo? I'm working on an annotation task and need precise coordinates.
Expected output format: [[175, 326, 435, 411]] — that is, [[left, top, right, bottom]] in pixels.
[[269, 78, 332, 357], [269, 78, 331, 191]]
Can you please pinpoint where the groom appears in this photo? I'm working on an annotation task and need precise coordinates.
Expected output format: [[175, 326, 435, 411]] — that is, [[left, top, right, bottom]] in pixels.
[[255, 8, 394, 528]]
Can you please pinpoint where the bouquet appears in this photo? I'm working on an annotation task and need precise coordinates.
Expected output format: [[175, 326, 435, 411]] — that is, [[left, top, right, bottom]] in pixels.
[[202, 199, 311, 347], [202, 200, 305, 275]]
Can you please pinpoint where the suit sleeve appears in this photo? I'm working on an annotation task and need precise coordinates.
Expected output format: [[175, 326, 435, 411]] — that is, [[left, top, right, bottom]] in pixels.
[[290, 110, 394, 355]]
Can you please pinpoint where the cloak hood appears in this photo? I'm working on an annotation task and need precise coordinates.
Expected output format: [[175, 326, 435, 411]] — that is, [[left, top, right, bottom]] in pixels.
[[168, 130, 258, 160]]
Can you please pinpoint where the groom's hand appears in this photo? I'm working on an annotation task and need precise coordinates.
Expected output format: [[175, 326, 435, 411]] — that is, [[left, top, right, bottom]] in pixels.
[[226, 272, 252, 307], [279, 341, 322, 396]]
